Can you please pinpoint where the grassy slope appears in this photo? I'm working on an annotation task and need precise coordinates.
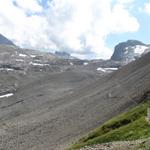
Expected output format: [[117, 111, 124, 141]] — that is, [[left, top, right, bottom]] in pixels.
[[68, 100, 150, 150]]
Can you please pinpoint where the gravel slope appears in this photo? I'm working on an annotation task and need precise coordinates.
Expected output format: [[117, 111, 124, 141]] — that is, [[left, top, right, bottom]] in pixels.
[[78, 138, 150, 150], [0, 52, 150, 150]]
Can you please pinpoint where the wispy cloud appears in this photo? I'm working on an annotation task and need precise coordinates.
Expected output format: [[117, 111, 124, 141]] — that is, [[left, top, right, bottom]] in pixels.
[[13, 0, 43, 13], [0, 0, 139, 59], [144, 1, 150, 15]]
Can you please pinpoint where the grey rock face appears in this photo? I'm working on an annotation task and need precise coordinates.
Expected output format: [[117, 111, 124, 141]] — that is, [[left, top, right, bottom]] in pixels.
[[111, 40, 149, 62], [0, 34, 15, 46], [55, 51, 71, 59]]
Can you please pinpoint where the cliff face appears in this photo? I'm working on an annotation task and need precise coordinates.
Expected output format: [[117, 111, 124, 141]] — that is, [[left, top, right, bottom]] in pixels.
[[0, 34, 15, 46], [111, 40, 150, 62]]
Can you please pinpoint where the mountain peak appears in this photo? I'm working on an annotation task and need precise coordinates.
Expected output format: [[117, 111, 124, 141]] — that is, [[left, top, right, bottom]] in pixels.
[[0, 34, 15, 46], [126, 39, 146, 46], [111, 40, 149, 62]]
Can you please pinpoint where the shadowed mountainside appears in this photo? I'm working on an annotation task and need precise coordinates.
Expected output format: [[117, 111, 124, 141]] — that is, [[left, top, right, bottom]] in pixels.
[[0, 34, 15, 46]]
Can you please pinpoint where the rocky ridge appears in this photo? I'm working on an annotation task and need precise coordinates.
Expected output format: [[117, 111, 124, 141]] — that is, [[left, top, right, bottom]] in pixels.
[[111, 40, 150, 63]]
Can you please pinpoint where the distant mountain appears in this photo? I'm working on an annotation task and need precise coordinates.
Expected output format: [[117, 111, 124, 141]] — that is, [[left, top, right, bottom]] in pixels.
[[111, 40, 150, 63], [55, 51, 76, 59], [0, 34, 15, 46]]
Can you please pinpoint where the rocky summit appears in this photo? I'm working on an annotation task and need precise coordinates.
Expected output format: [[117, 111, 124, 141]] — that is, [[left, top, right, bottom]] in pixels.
[[111, 40, 150, 63], [0, 34, 15, 46]]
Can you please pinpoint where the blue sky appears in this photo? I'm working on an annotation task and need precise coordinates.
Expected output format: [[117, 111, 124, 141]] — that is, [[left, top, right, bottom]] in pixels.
[[107, 0, 150, 49], [0, 0, 150, 59]]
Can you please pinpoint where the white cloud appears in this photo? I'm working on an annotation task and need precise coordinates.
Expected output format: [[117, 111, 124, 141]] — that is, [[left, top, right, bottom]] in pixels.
[[0, 0, 50, 49], [117, 0, 135, 4], [144, 2, 150, 14], [13, 0, 43, 13], [0, 0, 139, 59]]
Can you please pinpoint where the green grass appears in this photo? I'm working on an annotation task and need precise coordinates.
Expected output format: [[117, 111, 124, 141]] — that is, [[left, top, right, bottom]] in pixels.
[[68, 100, 150, 150], [138, 140, 150, 150]]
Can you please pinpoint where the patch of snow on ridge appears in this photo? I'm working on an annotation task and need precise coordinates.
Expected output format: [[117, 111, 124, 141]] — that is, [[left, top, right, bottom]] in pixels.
[[19, 53, 27, 57], [84, 62, 88, 66], [97, 67, 118, 72], [105, 68, 118, 71], [0, 68, 14, 71], [0, 93, 14, 98], [29, 62, 49, 66], [134, 45, 148, 54], [97, 68, 106, 72], [15, 59, 24, 62], [30, 55, 36, 58], [70, 62, 73, 66]]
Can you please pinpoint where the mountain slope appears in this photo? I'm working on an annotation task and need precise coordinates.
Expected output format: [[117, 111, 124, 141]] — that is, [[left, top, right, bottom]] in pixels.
[[0, 53, 150, 150], [0, 34, 15, 46], [68, 99, 150, 149]]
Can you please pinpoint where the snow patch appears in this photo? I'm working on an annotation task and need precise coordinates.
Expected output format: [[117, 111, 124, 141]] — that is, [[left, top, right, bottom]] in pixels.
[[0, 93, 14, 98], [105, 68, 118, 71], [97, 67, 106, 72], [19, 53, 27, 57], [124, 50, 128, 54], [70, 62, 73, 66], [83, 62, 88, 66], [133, 45, 148, 54], [30, 55, 36, 58], [30, 62, 49, 66], [97, 67, 118, 72], [0, 68, 14, 71], [15, 59, 24, 62]]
